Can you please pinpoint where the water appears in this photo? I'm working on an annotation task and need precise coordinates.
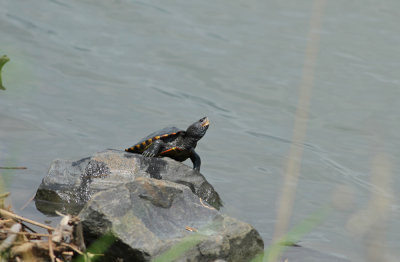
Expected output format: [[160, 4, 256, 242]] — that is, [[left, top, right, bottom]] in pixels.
[[1, 0, 399, 261]]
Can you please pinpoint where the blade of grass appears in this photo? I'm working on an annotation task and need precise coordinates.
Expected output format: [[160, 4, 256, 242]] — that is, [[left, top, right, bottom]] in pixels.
[[151, 234, 203, 262], [252, 205, 331, 262], [74, 233, 116, 262]]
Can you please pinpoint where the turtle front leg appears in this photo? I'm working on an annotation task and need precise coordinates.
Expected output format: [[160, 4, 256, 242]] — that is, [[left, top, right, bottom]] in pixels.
[[143, 140, 164, 157], [190, 150, 201, 171]]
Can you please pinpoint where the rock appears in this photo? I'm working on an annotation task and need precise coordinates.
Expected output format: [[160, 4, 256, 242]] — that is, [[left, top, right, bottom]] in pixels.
[[35, 149, 222, 215], [78, 177, 264, 262], [35, 150, 263, 261]]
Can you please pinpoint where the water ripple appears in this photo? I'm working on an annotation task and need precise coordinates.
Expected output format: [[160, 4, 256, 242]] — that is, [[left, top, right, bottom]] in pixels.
[[152, 86, 231, 114]]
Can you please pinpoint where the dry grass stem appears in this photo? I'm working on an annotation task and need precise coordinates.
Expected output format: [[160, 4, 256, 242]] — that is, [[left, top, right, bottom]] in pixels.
[[199, 198, 214, 210], [1, 197, 86, 261], [0, 167, 27, 170], [0, 208, 55, 231], [0, 192, 10, 199], [20, 193, 36, 211], [270, 0, 326, 261]]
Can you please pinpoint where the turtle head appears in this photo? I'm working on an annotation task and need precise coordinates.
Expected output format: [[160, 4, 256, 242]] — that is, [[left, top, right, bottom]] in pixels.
[[186, 117, 210, 139]]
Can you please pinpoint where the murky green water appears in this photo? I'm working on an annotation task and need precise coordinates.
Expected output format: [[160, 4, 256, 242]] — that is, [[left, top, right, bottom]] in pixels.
[[1, 0, 399, 261]]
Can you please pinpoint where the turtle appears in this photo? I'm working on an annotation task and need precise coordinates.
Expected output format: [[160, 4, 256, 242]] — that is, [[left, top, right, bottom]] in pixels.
[[125, 117, 210, 171]]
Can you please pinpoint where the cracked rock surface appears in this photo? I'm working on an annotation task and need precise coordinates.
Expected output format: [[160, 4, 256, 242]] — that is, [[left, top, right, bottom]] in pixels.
[[35, 149, 222, 214], [79, 177, 264, 262], [35, 150, 264, 261]]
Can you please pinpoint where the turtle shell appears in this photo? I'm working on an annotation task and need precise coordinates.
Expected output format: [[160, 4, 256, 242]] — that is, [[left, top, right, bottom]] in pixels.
[[125, 127, 184, 154]]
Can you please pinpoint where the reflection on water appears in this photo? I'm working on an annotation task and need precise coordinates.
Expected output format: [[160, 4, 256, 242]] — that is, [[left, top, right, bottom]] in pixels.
[[1, 0, 399, 261]]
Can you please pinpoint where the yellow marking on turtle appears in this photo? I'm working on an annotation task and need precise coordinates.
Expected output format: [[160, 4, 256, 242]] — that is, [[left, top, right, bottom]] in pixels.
[[125, 145, 138, 152], [126, 131, 181, 153], [161, 147, 181, 155]]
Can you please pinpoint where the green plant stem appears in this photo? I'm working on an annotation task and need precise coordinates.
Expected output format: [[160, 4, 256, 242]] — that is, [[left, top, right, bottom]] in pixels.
[[252, 205, 332, 262], [0, 55, 10, 90]]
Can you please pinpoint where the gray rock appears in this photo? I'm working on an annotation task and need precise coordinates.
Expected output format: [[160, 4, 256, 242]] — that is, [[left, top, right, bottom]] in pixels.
[[35, 149, 222, 215], [79, 177, 264, 262]]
